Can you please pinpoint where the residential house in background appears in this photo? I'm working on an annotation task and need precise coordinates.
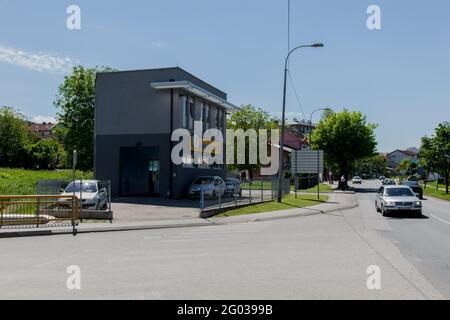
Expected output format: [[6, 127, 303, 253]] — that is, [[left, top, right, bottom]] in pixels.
[[284, 129, 309, 151], [386, 149, 419, 170], [287, 120, 317, 148], [241, 129, 307, 180], [28, 122, 56, 139]]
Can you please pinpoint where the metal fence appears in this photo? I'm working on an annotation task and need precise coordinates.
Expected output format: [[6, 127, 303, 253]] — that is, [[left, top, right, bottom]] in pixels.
[[36, 179, 112, 213], [0, 195, 79, 234], [199, 178, 290, 217]]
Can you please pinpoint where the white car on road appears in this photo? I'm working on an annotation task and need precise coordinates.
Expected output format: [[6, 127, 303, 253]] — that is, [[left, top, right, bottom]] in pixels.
[[352, 176, 362, 184], [375, 185, 422, 217]]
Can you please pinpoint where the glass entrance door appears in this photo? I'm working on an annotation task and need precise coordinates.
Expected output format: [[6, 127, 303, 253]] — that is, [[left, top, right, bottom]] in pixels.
[[148, 159, 160, 196]]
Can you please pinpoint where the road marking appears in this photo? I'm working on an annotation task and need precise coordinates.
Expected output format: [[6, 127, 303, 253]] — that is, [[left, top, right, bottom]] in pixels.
[[430, 214, 450, 225]]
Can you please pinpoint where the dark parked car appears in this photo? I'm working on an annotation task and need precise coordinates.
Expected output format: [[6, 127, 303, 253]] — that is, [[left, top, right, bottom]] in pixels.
[[400, 181, 423, 199], [382, 178, 396, 186]]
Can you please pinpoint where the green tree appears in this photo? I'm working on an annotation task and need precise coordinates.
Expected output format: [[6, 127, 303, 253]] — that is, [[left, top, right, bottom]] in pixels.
[[0, 107, 29, 167], [54, 65, 115, 170], [435, 122, 450, 193], [312, 109, 378, 189], [397, 158, 418, 178], [419, 122, 450, 193], [419, 136, 439, 183], [28, 139, 64, 169], [354, 154, 386, 177], [227, 105, 278, 179]]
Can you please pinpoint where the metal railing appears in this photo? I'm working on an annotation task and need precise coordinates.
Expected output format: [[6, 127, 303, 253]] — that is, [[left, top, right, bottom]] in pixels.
[[199, 178, 290, 217], [0, 195, 79, 234]]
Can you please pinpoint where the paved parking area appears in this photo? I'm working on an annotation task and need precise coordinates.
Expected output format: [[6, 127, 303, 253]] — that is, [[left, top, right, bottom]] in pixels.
[[111, 198, 200, 222]]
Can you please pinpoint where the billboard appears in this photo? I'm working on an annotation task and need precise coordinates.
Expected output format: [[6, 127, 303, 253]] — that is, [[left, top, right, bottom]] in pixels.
[[291, 150, 324, 174]]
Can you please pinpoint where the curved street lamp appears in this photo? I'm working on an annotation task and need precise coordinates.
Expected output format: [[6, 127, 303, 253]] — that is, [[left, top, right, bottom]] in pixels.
[[277, 43, 324, 202]]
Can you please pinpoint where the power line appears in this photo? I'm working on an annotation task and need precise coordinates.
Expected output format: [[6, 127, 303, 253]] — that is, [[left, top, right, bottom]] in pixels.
[[287, 69, 306, 119]]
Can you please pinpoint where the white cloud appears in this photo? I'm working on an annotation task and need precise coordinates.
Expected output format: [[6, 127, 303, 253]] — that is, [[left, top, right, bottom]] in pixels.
[[0, 44, 75, 73], [273, 112, 306, 119], [31, 115, 56, 124], [151, 41, 164, 48]]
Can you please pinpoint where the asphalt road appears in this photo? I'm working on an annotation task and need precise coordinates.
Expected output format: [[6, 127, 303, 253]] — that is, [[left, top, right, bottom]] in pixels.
[[352, 179, 450, 298], [0, 180, 448, 299]]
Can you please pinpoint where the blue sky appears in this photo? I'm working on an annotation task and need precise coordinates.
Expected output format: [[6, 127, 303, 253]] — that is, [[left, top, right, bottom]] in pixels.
[[0, 0, 449, 152]]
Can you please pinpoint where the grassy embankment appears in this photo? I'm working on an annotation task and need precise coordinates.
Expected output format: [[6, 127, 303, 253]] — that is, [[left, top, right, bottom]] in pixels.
[[423, 182, 450, 202], [217, 194, 328, 217], [242, 181, 334, 193], [0, 168, 93, 195]]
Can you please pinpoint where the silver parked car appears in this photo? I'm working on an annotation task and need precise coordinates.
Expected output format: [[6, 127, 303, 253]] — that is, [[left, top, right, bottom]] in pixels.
[[224, 178, 242, 196], [188, 176, 226, 198], [60, 180, 108, 210], [375, 185, 422, 217]]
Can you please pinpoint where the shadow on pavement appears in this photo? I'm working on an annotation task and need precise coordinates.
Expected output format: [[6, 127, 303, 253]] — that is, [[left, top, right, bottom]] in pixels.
[[352, 187, 379, 194], [112, 197, 198, 208], [384, 212, 429, 220]]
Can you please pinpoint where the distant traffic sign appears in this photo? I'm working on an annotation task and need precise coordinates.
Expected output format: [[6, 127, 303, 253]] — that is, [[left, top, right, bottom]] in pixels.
[[291, 150, 324, 174]]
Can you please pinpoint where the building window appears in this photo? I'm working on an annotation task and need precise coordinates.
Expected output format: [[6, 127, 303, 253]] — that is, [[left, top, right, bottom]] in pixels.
[[200, 102, 205, 124], [216, 108, 221, 128], [189, 97, 195, 130], [219, 109, 225, 130], [180, 95, 188, 128], [204, 104, 210, 131]]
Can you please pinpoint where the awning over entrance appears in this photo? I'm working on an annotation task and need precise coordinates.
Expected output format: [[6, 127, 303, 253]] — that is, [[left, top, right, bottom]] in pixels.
[[151, 80, 239, 111]]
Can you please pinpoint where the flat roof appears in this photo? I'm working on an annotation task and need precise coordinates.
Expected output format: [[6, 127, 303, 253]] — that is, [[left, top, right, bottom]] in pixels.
[[98, 66, 228, 98], [151, 80, 239, 111]]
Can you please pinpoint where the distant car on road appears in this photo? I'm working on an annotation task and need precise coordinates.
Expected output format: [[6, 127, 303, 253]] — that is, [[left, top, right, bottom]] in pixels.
[[379, 175, 386, 180], [188, 176, 226, 198], [224, 178, 242, 196], [400, 181, 423, 199], [375, 185, 422, 217], [352, 176, 362, 184], [60, 180, 108, 210], [382, 178, 396, 186]]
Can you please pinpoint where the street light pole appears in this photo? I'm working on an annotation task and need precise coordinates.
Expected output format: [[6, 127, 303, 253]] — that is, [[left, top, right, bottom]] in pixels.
[[277, 43, 324, 202]]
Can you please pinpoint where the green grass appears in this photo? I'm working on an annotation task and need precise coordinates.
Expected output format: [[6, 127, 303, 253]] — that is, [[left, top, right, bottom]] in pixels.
[[241, 181, 274, 190], [291, 183, 334, 193], [425, 181, 448, 189], [423, 186, 450, 202], [0, 168, 93, 195], [217, 194, 329, 217]]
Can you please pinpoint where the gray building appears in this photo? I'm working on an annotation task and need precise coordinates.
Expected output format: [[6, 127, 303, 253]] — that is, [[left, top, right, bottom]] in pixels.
[[94, 67, 236, 198]]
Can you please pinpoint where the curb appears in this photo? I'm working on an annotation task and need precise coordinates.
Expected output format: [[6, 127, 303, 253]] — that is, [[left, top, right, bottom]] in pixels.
[[212, 201, 359, 224], [0, 198, 359, 238]]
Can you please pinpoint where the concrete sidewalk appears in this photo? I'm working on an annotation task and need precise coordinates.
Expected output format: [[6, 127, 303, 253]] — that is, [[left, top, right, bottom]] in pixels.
[[0, 192, 357, 238]]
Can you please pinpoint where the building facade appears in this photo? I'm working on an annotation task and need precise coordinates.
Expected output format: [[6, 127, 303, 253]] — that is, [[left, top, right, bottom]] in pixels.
[[287, 120, 317, 147], [94, 67, 236, 198], [28, 122, 55, 139], [386, 149, 419, 170]]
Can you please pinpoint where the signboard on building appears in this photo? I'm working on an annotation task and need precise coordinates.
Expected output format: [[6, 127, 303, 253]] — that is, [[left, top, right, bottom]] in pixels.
[[291, 150, 324, 174]]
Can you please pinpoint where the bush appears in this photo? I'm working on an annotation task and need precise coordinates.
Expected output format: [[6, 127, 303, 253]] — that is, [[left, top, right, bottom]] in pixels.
[[27, 139, 64, 170], [0, 107, 28, 167]]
